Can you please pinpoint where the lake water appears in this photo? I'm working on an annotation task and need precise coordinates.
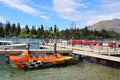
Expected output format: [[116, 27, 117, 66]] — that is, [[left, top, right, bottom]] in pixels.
[[0, 38, 120, 80], [0, 61, 120, 80]]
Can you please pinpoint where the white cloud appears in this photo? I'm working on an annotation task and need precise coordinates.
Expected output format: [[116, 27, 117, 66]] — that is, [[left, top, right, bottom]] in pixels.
[[53, 0, 120, 27], [100, 0, 120, 11], [0, 0, 40, 15], [0, 16, 6, 23], [86, 0, 120, 26], [40, 15, 49, 19], [87, 13, 120, 26], [1, 0, 120, 28], [0, 0, 51, 21], [53, 0, 87, 21], [40, 15, 50, 21]]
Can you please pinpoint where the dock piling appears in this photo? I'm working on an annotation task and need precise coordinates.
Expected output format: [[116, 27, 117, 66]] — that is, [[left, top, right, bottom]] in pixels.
[[54, 43, 57, 53], [6, 54, 10, 64]]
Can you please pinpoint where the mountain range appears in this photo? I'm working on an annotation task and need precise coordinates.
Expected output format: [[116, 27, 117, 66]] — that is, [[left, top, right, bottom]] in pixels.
[[88, 19, 120, 33]]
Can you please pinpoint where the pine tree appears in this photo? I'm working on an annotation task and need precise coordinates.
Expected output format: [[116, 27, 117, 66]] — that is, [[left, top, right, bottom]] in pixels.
[[41, 24, 44, 37], [5, 21, 11, 37], [37, 27, 41, 38], [30, 26, 37, 38], [16, 23, 21, 37], [54, 24, 57, 33], [11, 23, 16, 37], [25, 25, 30, 34]]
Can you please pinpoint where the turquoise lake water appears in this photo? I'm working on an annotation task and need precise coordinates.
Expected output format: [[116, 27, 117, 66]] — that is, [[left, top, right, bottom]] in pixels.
[[0, 61, 120, 80]]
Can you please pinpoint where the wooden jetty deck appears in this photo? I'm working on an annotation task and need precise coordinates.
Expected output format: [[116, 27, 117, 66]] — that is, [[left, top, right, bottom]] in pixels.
[[40, 43, 120, 62], [0, 48, 72, 55], [0, 43, 72, 64], [0, 42, 120, 64]]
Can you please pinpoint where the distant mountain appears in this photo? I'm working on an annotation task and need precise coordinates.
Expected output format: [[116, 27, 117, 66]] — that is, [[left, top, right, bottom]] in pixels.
[[88, 19, 120, 33]]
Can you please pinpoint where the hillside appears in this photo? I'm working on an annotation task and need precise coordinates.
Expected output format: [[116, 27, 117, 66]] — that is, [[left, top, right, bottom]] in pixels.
[[88, 19, 120, 33]]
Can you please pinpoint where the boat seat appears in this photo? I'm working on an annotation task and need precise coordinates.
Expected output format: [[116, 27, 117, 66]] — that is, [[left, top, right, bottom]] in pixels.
[[54, 54, 63, 58]]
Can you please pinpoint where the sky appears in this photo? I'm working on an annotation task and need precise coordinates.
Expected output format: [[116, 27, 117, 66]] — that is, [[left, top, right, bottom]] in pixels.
[[0, 0, 120, 30]]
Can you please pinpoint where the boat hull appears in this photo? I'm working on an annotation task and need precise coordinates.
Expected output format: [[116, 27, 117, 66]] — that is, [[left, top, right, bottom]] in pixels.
[[9, 50, 73, 70]]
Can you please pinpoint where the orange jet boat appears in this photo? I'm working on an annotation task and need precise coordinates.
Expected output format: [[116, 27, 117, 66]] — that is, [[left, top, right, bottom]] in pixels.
[[9, 50, 73, 70]]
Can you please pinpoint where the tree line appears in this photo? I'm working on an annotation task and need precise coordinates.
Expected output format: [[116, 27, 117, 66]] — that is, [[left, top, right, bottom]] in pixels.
[[0, 21, 60, 38], [0, 21, 120, 40], [60, 27, 120, 40]]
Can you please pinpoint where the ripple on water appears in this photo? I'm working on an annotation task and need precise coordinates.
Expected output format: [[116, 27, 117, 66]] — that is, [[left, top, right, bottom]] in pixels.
[[0, 62, 120, 80]]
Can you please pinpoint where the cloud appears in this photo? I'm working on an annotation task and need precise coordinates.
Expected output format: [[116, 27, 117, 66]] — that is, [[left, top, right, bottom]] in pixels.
[[1, 0, 120, 28], [40, 15, 50, 21], [100, 0, 120, 12], [87, 13, 120, 26], [40, 15, 49, 19], [0, 0, 40, 15], [53, 0, 120, 27], [86, 0, 120, 26], [0, 16, 6, 23], [0, 0, 50, 21], [53, 0, 88, 21]]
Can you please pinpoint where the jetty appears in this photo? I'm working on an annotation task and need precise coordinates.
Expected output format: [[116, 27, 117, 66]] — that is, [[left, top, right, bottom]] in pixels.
[[39, 42, 120, 68], [0, 43, 72, 64], [40, 42, 120, 62], [1, 41, 120, 68], [0, 49, 72, 55]]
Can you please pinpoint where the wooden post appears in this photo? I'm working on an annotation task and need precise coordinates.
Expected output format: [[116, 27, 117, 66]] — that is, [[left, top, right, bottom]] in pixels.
[[26, 38, 30, 54], [26, 42, 30, 53], [6, 54, 10, 64], [28, 43, 30, 54], [54, 39, 57, 54], [78, 55, 83, 61], [54, 43, 57, 53]]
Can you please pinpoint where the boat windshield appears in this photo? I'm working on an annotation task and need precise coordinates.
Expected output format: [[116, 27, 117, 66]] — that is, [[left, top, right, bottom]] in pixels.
[[18, 53, 25, 58]]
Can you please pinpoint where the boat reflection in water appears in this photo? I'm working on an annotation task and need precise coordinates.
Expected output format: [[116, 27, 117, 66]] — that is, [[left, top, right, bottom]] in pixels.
[[9, 50, 73, 70]]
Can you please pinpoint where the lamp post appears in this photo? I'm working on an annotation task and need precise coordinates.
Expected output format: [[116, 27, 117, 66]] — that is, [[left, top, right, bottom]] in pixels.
[[70, 21, 76, 50]]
